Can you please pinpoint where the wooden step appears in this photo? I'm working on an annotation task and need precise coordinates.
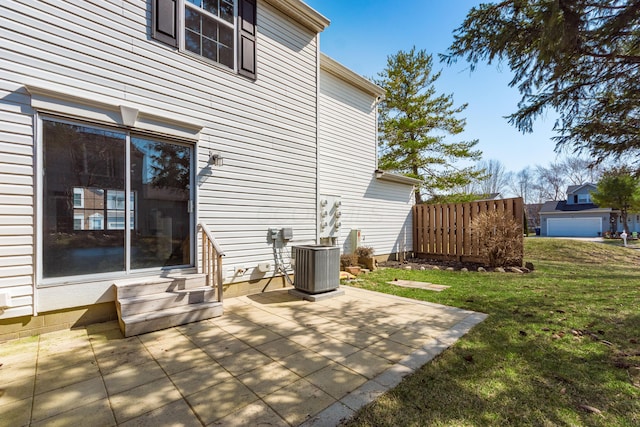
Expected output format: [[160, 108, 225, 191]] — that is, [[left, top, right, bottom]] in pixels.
[[114, 273, 222, 337], [119, 302, 223, 337], [114, 274, 207, 298], [116, 286, 217, 318]]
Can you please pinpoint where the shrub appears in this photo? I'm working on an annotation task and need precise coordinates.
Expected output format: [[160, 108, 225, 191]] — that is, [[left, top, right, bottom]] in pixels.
[[355, 246, 375, 257], [340, 253, 359, 269], [471, 210, 523, 267]]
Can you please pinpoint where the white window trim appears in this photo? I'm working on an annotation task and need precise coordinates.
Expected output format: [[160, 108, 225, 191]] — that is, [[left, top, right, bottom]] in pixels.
[[577, 194, 591, 203], [73, 187, 84, 208], [73, 214, 85, 231], [25, 84, 203, 140], [89, 213, 104, 231], [35, 114, 197, 289], [180, 0, 238, 72]]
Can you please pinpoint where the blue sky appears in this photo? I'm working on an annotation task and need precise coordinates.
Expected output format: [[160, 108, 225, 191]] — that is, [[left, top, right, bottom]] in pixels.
[[304, 0, 564, 173]]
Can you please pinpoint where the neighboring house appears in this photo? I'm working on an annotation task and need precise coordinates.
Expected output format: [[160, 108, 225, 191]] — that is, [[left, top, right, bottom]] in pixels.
[[524, 203, 542, 232], [539, 183, 640, 236], [0, 0, 417, 337]]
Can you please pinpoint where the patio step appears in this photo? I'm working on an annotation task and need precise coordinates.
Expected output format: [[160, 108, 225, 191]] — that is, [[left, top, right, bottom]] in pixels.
[[119, 302, 223, 337], [115, 274, 223, 337], [115, 274, 208, 298], [116, 286, 218, 318]]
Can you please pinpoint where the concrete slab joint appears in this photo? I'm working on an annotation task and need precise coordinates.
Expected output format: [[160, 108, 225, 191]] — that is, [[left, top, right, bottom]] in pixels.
[[0, 286, 487, 426]]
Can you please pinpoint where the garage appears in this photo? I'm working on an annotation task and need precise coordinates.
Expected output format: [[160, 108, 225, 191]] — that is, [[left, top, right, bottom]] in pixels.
[[547, 217, 602, 237]]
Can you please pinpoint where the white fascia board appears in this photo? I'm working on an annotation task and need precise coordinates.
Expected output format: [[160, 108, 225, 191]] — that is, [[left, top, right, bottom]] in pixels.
[[320, 53, 386, 99], [374, 169, 422, 186], [263, 0, 330, 33], [540, 208, 613, 215]]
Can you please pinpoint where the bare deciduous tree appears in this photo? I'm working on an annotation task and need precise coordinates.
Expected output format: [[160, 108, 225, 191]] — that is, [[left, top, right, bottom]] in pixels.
[[508, 167, 535, 204], [477, 159, 509, 196], [562, 157, 602, 186], [534, 163, 567, 201]]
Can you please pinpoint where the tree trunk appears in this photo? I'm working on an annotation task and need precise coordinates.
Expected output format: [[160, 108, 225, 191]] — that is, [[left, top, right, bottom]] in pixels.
[[413, 163, 422, 204], [415, 189, 423, 205], [621, 209, 628, 232]]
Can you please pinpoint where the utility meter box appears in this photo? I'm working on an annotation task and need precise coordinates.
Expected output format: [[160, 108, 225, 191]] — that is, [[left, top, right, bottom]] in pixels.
[[348, 229, 361, 253], [281, 227, 293, 241], [319, 195, 341, 239]]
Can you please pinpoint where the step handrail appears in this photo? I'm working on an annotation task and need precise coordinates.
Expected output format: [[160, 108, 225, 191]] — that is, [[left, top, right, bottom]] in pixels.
[[198, 222, 225, 302]]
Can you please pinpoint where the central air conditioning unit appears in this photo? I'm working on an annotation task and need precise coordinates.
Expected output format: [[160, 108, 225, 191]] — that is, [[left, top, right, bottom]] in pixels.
[[292, 245, 340, 294]]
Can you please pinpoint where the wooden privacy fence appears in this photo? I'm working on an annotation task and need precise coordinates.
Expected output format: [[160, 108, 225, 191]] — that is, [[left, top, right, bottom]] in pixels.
[[413, 197, 524, 263]]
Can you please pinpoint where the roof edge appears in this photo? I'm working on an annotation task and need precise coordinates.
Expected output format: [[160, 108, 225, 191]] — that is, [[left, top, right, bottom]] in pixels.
[[567, 183, 597, 194], [374, 169, 422, 186], [540, 209, 614, 215], [320, 53, 386, 98], [263, 0, 330, 33]]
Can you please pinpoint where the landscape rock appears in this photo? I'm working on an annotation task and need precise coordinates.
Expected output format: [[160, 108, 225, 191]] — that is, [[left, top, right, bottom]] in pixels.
[[579, 404, 603, 415], [378, 257, 518, 274], [509, 267, 524, 274], [629, 367, 640, 388], [525, 262, 535, 271], [495, 267, 506, 273]]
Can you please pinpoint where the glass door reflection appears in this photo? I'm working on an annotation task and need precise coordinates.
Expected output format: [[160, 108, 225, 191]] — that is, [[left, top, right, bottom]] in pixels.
[[42, 121, 126, 277], [130, 138, 191, 269]]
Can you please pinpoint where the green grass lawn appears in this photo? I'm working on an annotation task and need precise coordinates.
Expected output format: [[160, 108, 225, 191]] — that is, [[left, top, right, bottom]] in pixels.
[[343, 238, 640, 427]]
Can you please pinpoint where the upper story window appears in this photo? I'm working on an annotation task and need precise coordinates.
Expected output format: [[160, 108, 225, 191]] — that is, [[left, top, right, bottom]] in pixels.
[[572, 193, 592, 204], [185, 0, 235, 68], [152, 0, 257, 79], [577, 193, 591, 204]]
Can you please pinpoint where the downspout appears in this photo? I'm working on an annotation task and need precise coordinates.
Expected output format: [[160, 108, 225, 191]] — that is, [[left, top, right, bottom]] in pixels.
[[374, 96, 380, 170], [315, 32, 320, 244]]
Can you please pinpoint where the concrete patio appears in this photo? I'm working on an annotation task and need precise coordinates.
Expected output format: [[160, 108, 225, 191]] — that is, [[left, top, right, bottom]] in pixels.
[[0, 286, 487, 427]]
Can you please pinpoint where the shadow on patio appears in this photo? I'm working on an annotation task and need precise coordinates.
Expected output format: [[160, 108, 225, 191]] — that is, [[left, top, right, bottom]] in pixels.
[[0, 286, 486, 426]]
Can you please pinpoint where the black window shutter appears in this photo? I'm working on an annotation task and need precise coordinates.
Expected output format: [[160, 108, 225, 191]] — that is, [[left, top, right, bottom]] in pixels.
[[238, 0, 257, 79], [152, 0, 178, 47]]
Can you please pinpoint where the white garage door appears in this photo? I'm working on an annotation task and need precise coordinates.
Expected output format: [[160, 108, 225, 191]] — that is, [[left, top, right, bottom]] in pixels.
[[547, 217, 602, 237]]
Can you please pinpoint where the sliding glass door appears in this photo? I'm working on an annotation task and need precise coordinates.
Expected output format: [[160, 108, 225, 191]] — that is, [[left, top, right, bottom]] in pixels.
[[42, 119, 192, 280], [130, 138, 191, 269]]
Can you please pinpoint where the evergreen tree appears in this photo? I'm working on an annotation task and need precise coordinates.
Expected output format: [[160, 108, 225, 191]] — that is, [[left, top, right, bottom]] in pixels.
[[376, 47, 482, 204], [444, 1, 640, 168]]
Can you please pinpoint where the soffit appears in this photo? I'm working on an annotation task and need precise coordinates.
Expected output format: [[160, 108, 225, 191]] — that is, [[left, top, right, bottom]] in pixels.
[[262, 0, 330, 33]]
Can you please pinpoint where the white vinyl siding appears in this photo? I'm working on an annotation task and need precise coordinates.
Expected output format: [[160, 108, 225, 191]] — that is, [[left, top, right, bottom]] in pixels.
[[318, 68, 414, 256], [0, 80, 34, 319], [0, 0, 319, 314]]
